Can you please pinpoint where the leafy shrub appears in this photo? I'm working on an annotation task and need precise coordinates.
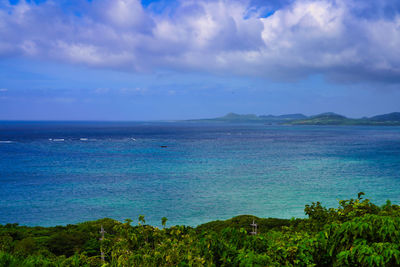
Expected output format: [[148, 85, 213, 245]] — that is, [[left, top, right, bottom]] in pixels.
[[0, 193, 399, 266]]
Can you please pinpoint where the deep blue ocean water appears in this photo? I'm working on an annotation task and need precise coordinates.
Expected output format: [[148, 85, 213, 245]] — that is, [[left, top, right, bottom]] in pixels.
[[0, 121, 399, 227]]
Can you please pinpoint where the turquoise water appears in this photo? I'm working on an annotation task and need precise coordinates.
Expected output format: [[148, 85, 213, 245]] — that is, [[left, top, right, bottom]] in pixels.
[[0, 122, 399, 227]]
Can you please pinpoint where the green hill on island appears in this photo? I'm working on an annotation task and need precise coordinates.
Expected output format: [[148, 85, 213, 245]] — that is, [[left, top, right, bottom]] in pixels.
[[1, 193, 400, 266], [370, 112, 400, 122], [191, 112, 400, 126], [287, 112, 400, 126]]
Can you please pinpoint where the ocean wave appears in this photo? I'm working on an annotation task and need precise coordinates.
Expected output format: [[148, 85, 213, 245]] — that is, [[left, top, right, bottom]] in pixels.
[[0, 140, 13, 143]]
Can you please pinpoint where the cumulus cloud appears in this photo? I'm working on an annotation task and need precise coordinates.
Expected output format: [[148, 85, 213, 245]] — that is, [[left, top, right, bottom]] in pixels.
[[0, 0, 400, 83]]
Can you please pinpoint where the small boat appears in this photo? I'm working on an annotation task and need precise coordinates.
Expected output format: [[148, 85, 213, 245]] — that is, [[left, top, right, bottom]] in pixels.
[[160, 145, 167, 148]]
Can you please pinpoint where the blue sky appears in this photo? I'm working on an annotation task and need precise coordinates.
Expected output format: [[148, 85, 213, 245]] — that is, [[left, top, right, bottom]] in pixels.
[[0, 0, 400, 120]]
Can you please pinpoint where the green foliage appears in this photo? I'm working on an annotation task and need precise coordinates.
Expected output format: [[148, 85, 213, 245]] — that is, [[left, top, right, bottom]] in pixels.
[[161, 217, 168, 228], [196, 215, 296, 233], [1, 193, 399, 266], [138, 215, 146, 225]]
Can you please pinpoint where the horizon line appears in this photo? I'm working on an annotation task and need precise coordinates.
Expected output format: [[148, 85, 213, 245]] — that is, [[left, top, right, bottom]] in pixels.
[[0, 111, 399, 122]]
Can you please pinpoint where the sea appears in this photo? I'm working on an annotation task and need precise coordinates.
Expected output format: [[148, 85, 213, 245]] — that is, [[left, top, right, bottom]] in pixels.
[[0, 121, 399, 227]]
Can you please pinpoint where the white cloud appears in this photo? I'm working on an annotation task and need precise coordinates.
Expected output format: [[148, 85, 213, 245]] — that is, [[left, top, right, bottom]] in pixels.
[[0, 0, 400, 83], [120, 87, 148, 94], [94, 88, 110, 94]]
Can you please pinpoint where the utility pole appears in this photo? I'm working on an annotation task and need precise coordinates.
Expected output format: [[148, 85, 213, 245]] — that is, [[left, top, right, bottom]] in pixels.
[[100, 225, 106, 263], [250, 220, 257, 235]]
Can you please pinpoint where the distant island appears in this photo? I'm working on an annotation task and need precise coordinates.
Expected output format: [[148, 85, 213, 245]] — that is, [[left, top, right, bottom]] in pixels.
[[189, 112, 400, 126]]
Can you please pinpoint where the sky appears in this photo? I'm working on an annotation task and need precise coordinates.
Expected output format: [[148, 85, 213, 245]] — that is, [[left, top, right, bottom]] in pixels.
[[0, 0, 400, 120]]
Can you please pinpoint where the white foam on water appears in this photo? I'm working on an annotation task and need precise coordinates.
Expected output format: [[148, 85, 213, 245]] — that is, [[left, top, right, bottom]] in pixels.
[[0, 141, 13, 143], [52, 139, 65, 142], [80, 138, 88, 141]]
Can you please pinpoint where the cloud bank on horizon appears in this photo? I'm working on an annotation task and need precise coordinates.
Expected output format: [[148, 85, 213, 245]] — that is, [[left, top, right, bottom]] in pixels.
[[1, 0, 400, 84]]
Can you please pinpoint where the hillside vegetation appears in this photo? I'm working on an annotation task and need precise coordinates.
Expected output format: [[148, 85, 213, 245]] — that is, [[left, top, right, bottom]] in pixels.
[[287, 112, 400, 126], [1, 193, 400, 266], [191, 112, 400, 126]]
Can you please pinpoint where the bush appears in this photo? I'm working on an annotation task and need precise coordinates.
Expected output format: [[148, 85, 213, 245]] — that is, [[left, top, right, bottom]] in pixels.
[[0, 193, 399, 266]]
